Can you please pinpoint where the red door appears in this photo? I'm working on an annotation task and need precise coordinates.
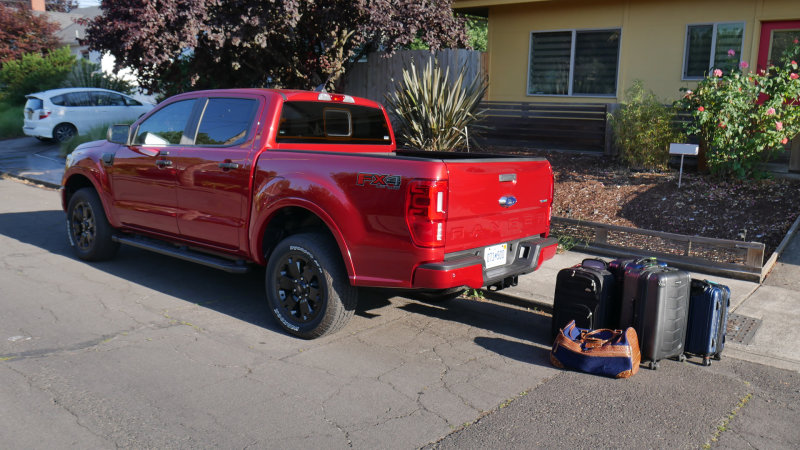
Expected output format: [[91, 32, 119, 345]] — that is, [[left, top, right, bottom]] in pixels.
[[757, 21, 800, 73]]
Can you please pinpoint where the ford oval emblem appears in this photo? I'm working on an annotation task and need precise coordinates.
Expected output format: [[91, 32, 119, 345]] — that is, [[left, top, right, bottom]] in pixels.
[[499, 196, 517, 207]]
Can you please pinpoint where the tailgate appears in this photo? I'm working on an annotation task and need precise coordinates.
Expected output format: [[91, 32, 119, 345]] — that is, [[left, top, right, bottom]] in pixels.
[[444, 157, 553, 253]]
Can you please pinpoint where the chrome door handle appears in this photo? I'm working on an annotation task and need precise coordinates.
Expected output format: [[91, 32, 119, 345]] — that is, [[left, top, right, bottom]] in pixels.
[[218, 162, 240, 170], [155, 159, 173, 168]]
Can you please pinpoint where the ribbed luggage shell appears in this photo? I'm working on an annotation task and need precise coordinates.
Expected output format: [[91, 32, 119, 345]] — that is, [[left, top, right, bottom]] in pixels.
[[685, 279, 730, 366], [551, 263, 615, 339], [633, 267, 691, 369]]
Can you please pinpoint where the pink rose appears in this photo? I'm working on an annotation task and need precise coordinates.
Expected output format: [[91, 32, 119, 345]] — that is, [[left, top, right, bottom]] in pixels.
[[783, 138, 790, 145], [767, 107, 776, 115], [739, 61, 749, 69], [776, 122, 784, 131], [718, 123, 726, 129], [713, 69, 723, 77], [698, 106, 705, 112], [791, 73, 799, 80], [795, 39, 799, 44], [727, 49, 736, 57]]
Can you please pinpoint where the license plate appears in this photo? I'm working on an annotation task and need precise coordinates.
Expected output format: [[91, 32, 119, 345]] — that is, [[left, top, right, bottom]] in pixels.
[[484, 243, 508, 269]]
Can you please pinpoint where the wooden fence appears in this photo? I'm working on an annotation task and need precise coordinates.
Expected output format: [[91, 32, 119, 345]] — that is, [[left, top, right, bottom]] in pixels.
[[550, 217, 768, 281], [342, 49, 485, 105], [475, 101, 609, 153]]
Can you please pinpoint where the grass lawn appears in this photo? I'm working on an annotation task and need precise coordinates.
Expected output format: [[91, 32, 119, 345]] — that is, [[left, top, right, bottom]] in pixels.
[[0, 102, 24, 139]]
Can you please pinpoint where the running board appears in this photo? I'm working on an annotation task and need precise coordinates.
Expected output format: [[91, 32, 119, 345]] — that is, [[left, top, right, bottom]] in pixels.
[[113, 235, 250, 274]]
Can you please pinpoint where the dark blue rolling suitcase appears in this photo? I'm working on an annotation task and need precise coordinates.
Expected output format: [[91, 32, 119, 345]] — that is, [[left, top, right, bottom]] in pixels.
[[685, 279, 730, 366]]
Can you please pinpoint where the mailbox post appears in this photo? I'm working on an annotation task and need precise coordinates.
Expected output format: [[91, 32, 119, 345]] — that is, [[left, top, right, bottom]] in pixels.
[[669, 143, 699, 188]]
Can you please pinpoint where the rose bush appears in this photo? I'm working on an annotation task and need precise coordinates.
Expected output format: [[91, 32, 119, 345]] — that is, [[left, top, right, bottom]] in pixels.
[[677, 41, 800, 178]]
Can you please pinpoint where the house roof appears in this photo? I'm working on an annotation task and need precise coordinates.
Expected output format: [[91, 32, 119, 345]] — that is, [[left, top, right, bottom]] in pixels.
[[33, 6, 101, 46]]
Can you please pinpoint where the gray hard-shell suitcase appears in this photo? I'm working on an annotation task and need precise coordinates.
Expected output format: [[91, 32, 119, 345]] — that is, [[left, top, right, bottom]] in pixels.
[[615, 258, 667, 329], [633, 266, 691, 369]]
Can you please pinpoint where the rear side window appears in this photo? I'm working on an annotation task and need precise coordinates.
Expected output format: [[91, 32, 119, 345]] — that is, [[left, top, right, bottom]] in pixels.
[[24, 97, 43, 111], [92, 91, 125, 106], [195, 98, 258, 146], [50, 95, 65, 106], [133, 99, 196, 145], [64, 91, 93, 107], [277, 101, 392, 145], [124, 96, 142, 106]]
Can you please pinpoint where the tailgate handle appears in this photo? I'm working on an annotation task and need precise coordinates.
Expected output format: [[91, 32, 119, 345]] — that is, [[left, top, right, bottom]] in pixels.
[[499, 173, 516, 183]]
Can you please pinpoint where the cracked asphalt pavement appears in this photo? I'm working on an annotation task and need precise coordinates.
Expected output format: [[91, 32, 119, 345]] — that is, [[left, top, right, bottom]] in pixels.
[[1, 177, 799, 448]]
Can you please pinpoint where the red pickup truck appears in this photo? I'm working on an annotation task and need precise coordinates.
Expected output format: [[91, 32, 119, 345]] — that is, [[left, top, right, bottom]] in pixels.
[[62, 88, 557, 338]]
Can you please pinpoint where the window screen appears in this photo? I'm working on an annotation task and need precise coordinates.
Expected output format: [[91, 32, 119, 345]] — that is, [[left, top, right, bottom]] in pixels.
[[528, 29, 620, 96], [195, 98, 258, 146], [684, 23, 744, 78], [277, 102, 391, 145], [133, 99, 196, 145]]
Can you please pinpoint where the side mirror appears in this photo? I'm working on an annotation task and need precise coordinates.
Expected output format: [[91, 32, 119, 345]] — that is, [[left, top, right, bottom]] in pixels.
[[107, 124, 130, 145]]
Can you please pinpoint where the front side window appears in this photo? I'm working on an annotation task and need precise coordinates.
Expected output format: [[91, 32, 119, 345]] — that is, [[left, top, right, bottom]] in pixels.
[[133, 99, 196, 146], [683, 22, 745, 79], [528, 29, 621, 96], [195, 98, 258, 146], [277, 101, 391, 145]]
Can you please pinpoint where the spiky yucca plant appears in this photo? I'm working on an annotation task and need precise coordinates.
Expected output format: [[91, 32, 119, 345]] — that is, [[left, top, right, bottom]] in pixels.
[[62, 59, 135, 94], [386, 58, 487, 151]]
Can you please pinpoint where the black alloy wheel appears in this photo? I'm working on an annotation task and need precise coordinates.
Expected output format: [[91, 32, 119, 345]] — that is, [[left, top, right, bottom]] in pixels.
[[274, 250, 325, 325]]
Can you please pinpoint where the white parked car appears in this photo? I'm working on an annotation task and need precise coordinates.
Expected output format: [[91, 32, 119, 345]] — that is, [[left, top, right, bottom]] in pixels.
[[23, 88, 155, 142]]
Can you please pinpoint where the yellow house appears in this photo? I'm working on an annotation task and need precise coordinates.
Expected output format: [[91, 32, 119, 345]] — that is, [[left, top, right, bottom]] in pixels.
[[454, 0, 800, 104]]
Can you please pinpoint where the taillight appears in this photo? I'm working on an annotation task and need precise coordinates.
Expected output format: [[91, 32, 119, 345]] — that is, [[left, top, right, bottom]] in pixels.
[[38, 110, 51, 120], [405, 179, 448, 247]]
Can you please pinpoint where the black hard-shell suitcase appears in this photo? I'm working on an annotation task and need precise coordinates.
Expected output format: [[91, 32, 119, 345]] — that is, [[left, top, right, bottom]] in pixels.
[[615, 258, 667, 329], [685, 279, 730, 366], [633, 266, 691, 369], [551, 258, 616, 340]]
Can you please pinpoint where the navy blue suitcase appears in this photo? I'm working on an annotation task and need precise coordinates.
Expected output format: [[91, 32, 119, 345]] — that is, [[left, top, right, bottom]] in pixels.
[[685, 279, 730, 366]]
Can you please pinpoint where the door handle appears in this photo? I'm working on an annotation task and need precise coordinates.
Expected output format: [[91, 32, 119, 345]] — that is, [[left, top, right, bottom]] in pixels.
[[155, 159, 173, 168], [218, 162, 240, 170]]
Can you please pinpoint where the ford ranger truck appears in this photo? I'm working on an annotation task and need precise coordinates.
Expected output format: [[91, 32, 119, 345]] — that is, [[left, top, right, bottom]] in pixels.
[[61, 89, 557, 338]]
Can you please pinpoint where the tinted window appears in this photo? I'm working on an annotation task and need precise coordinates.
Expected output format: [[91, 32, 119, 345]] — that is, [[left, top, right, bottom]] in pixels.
[[92, 91, 125, 106], [64, 91, 93, 106], [124, 96, 142, 106], [24, 97, 43, 111], [195, 98, 258, 146], [50, 95, 65, 106], [277, 102, 391, 145], [133, 99, 196, 146]]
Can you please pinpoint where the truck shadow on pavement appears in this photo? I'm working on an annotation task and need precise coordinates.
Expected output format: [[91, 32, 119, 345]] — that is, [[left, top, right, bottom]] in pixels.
[[0, 209, 556, 352]]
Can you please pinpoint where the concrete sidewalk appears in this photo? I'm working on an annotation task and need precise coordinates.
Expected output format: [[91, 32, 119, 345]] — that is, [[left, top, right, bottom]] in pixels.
[[2, 135, 799, 373]]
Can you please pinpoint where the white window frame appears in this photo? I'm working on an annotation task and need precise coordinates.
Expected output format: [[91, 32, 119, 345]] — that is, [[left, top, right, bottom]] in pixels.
[[682, 21, 746, 80], [526, 27, 622, 98]]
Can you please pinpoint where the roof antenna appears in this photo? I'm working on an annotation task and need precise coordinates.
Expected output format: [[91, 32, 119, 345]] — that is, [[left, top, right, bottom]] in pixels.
[[313, 74, 334, 93]]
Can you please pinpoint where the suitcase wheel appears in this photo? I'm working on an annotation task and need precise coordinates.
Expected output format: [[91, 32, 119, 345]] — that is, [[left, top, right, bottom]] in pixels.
[[702, 357, 712, 367], [713, 353, 722, 361], [676, 354, 686, 363], [648, 361, 660, 370]]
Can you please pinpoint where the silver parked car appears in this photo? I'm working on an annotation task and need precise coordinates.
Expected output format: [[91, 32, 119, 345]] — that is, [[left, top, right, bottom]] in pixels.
[[23, 87, 155, 142]]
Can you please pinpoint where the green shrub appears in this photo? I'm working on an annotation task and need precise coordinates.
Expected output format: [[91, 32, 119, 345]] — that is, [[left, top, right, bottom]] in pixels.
[[386, 58, 487, 152], [0, 47, 75, 104], [59, 122, 112, 156], [0, 101, 24, 139], [609, 81, 681, 170], [61, 59, 135, 94], [676, 42, 800, 179]]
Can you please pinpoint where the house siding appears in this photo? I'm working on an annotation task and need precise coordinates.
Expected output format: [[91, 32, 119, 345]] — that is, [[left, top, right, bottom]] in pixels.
[[459, 0, 800, 103]]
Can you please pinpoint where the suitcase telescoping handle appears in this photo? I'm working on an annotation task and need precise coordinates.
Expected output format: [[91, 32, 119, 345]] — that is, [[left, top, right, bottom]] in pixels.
[[581, 258, 608, 271]]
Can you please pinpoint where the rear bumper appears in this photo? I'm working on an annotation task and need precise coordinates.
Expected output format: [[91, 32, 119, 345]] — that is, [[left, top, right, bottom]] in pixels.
[[412, 236, 558, 290]]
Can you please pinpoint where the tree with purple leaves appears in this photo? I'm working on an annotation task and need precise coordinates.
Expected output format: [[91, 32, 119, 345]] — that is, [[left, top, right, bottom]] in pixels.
[[83, 0, 469, 96]]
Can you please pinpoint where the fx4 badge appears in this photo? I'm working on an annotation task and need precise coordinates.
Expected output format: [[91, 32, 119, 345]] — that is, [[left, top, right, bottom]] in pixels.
[[356, 172, 401, 190]]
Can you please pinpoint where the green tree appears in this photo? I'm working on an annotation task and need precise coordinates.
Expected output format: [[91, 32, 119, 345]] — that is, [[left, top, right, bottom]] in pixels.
[[0, 46, 75, 104]]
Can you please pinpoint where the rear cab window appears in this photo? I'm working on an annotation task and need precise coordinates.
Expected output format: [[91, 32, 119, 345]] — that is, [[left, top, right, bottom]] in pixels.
[[277, 101, 392, 146]]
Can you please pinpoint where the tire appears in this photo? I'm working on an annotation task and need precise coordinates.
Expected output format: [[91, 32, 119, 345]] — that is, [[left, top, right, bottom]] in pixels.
[[66, 188, 119, 261], [410, 287, 464, 303], [265, 232, 357, 339], [53, 123, 77, 143]]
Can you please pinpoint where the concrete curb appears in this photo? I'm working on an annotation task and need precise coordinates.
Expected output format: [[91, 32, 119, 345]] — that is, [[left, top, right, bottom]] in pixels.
[[0, 171, 61, 190]]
